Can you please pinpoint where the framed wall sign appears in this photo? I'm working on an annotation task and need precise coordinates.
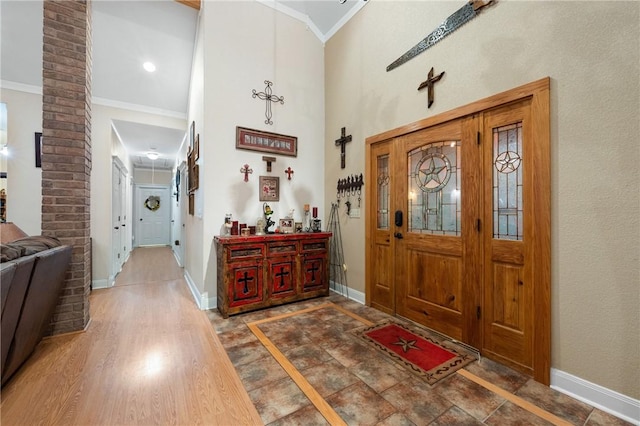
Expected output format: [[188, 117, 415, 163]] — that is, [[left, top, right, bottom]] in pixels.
[[259, 176, 279, 201], [236, 126, 297, 157], [35, 132, 42, 167]]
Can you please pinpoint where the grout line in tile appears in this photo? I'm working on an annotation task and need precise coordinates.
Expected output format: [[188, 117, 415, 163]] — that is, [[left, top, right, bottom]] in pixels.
[[457, 369, 573, 426]]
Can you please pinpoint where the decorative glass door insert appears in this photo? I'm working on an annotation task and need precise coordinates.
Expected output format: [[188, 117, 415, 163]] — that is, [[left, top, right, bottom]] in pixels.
[[493, 122, 523, 240], [408, 140, 461, 235], [377, 154, 390, 229]]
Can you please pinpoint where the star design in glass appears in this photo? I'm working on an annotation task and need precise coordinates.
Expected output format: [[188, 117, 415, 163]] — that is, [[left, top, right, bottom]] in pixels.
[[392, 336, 421, 353], [495, 151, 521, 174], [419, 158, 446, 187]]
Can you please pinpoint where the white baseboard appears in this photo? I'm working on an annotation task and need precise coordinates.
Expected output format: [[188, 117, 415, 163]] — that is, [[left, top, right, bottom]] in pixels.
[[329, 281, 365, 305], [172, 249, 183, 267], [183, 271, 216, 310], [551, 368, 640, 425], [91, 279, 110, 290]]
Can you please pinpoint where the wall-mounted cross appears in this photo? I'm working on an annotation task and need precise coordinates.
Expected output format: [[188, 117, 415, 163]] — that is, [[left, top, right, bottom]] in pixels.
[[252, 80, 284, 125], [284, 167, 294, 180], [240, 164, 253, 182], [262, 156, 276, 172], [334, 127, 352, 169], [417, 67, 445, 108]]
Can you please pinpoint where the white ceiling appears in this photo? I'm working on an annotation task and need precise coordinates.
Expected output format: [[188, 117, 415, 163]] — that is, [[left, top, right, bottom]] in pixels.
[[0, 0, 365, 170]]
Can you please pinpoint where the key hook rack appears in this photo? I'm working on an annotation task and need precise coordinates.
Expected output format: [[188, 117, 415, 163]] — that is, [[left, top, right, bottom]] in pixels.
[[336, 173, 364, 200]]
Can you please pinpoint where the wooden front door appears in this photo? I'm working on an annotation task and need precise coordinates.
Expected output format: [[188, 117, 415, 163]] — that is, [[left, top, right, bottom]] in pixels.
[[365, 79, 550, 383], [394, 117, 481, 342]]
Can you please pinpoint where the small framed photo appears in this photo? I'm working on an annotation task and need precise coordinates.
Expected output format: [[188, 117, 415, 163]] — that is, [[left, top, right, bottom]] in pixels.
[[35, 132, 42, 167], [259, 176, 279, 201], [279, 218, 294, 234]]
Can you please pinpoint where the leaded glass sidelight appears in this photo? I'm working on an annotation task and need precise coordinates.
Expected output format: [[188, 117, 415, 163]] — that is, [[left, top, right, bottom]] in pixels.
[[407, 141, 461, 235], [493, 122, 523, 240], [376, 154, 390, 229]]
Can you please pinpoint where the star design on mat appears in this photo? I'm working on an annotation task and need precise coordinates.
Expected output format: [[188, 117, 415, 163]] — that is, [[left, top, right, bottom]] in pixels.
[[392, 336, 421, 353]]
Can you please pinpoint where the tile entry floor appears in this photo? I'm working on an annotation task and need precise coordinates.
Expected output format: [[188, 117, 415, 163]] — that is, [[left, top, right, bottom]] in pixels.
[[206, 294, 631, 426]]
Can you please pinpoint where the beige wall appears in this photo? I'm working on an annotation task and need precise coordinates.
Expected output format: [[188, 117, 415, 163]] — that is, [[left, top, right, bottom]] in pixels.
[[325, 1, 639, 399], [186, 1, 325, 306], [0, 89, 43, 236]]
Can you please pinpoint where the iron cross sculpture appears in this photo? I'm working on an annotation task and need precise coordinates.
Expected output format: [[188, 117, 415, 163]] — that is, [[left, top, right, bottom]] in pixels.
[[335, 127, 352, 169], [252, 80, 284, 125], [418, 67, 445, 108]]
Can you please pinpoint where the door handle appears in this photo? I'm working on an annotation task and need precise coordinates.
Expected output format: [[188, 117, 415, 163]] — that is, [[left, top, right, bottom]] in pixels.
[[121, 224, 126, 227], [394, 232, 403, 239], [114, 226, 119, 230], [140, 218, 143, 221]]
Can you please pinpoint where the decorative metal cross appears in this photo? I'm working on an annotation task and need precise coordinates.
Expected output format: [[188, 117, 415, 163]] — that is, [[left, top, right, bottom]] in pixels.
[[417, 67, 445, 108], [334, 127, 352, 169], [240, 164, 253, 182], [262, 156, 276, 172], [284, 167, 294, 180], [252, 80, 284, 125]]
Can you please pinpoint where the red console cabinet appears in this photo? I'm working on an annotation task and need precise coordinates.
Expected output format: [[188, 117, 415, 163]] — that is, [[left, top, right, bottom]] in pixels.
[[215, 232, 331, 318]]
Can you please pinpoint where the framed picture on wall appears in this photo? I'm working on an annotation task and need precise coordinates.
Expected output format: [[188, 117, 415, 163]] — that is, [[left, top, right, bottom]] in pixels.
[[259, 176, 279, 202], [35, 132, 42, 167], [236, 126, 297, 157]]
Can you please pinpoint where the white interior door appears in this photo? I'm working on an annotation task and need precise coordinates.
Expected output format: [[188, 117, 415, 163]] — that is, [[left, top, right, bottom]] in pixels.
[[111, 159, 128, 280], [136, 185, 171, 246], [111, 163, 122, 278]]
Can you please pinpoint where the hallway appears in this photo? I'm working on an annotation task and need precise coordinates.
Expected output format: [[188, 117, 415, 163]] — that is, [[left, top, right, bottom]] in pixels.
[[0, 246, 260, 425]]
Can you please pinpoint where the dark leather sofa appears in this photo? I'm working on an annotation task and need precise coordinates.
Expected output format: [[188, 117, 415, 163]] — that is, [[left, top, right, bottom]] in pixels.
[[1, 235, 72, 386]]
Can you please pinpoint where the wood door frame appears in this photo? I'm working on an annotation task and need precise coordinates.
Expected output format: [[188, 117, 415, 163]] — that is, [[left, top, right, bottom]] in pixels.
[[365, 78, 550, 384]]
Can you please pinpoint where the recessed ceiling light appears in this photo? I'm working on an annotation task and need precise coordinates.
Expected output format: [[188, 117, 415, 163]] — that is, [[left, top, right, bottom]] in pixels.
[[146, 151, 159, 160], [143, 61, 156, 73]]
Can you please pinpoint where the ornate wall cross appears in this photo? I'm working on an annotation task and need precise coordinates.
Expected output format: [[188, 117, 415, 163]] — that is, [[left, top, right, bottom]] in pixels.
[[285, 167, 294, 180], [252, 80, 284, 125], [240, 164, 253, 182], [334, 127, 352, 169], [418, 67, 445, 108]]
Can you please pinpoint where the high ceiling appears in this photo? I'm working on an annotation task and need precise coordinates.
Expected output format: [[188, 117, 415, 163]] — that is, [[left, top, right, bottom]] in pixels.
[[0, 0, 365, 170]]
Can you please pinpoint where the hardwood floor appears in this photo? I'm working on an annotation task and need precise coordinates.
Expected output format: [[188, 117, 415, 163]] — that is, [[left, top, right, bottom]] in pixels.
[[0, 246, 261, 425]]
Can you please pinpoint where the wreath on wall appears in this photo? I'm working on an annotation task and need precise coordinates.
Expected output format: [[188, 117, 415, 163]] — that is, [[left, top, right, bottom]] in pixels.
[[144, 195, 160, 212]]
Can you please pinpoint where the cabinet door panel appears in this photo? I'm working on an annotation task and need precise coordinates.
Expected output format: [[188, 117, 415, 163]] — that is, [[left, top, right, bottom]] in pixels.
[[229, 262, 263, 307], [302, 255, 325, 292], [269, 257, 296, 299]]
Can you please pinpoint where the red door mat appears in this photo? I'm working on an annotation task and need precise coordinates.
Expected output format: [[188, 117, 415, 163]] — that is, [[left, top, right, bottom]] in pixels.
[[352, 321, 477, 385]]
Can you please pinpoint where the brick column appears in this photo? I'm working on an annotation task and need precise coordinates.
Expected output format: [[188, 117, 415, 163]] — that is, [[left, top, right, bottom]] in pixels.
[[41, 0, 92, 334]]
